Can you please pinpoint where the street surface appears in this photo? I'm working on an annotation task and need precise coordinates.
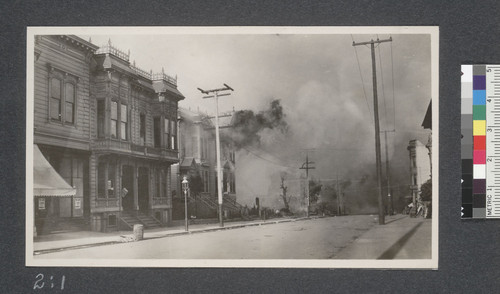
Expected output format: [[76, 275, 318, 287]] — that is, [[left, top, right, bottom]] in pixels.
[[37, 215, 379, 259]]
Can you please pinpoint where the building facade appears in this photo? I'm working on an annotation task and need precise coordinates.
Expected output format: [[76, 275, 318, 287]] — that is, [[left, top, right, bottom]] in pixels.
[[33, 35, 184, 233], [407, 139, 432, 205], [170, 108, 240, 220]]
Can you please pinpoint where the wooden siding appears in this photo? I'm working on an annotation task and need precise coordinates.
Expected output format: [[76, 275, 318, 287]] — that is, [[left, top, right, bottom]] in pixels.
[[34, 36, 92, 150]]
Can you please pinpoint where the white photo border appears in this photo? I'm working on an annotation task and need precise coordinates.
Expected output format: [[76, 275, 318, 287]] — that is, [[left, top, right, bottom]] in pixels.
[[26, 26, 439, 269]]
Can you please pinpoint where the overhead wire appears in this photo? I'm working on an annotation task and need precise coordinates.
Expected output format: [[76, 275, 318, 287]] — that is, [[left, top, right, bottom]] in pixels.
[[377, 34, 389, 132], [390, 35, 397, 133], [351, 34, 374, 125], [241, 146, 297, 169], [246, 145, 301, 167]]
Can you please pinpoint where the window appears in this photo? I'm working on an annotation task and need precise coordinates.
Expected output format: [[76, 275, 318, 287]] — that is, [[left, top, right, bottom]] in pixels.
[[97, 100, 105, 138], [140, 113, 146, 145], [108, 163, 115, 197], [111, 101, 118, 139], [164, 118, 170, 149], [65, 83, 75, 124], [50, 79, 62, 121], [154, 117, 161, 148], [48, 67, 78, 125], [171, 119, 177, 150], [120, 104, 128, 140]]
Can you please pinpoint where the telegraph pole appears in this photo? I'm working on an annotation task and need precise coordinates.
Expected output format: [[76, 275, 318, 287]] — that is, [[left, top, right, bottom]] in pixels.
[[336, 173, 342, 215], [382, 130, 395, 215], [197, 84, 234, 227], [353, 37, 392, 225], [300, 152, 315, 217]]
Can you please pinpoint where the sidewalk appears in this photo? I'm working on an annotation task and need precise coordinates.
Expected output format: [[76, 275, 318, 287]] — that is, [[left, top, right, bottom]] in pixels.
[[333, 215, 432, 259], [33, 216, 311, 254]]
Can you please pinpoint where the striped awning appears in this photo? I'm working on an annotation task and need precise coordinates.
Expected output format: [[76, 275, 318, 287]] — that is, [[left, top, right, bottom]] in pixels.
[[33, 144, 76, 197]]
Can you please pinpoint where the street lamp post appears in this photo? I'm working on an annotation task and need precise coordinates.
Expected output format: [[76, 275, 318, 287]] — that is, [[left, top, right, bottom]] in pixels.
[[182, 176, 189, 231]]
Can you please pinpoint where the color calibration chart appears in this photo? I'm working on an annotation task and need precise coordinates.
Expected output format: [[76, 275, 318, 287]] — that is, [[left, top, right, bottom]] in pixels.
[[461, 64, 500, 219]]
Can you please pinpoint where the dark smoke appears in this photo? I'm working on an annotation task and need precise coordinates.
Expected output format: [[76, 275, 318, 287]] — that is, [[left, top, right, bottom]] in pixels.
[[229, 99, 289, 149]]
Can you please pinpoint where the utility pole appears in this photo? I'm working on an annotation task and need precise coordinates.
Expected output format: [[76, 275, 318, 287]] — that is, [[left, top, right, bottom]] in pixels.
[[299, 152, 315, 217], [353, 37, 392, 225], [336, 173, 342, 216], [382, 130, 395, 215], [198, 84, 234, 227]]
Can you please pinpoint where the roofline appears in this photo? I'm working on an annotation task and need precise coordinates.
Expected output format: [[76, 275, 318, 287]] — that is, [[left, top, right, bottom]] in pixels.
[[67, 35, 99, 50]]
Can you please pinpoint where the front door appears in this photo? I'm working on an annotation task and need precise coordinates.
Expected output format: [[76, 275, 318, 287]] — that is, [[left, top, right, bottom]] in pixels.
[[138, 167, 149, 212], [122, 165, 134, 211]]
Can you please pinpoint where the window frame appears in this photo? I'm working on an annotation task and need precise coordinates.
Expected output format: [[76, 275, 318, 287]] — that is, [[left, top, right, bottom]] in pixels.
[[171, 118, 177, 150], [97, 99, 106, 138], [153, 116, 161, 148], [164, 118, 170, 149], [139, 112, 146, 145], [64, 82, 76, 124], [50, 78, 62, 121], [47, 65, 79, 126], [110, 100, 118, 139], [120, 103, 128, 140]]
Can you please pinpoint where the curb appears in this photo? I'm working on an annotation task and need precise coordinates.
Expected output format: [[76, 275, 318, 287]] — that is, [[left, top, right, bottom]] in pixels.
[[34, 216, 320, 255]]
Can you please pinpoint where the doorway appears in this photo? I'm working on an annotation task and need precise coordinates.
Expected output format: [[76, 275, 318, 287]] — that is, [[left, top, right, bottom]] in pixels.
[[138, 167, 149, 212], [122, 165, 134, 211]]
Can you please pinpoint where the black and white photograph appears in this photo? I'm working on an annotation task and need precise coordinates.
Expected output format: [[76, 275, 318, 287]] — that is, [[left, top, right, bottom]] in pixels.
[[26, 26, 438, 268]]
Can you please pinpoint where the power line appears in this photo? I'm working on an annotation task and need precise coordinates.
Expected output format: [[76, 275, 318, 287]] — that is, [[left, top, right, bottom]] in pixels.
[[377, 37, 389, 131], [390, 36, 397, 132], [351, 34, 373, 125], [246, 145, 300, 167], [241, 146, 297, 169]]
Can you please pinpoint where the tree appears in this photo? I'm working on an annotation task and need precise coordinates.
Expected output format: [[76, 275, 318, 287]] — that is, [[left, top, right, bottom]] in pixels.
[[279, 172, 291, 211], [420, 179, 432, 202]]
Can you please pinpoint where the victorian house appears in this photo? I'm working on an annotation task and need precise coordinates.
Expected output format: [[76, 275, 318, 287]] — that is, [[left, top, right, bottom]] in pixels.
[[33, 36, 184, 234], [170, 108, 240, 221]]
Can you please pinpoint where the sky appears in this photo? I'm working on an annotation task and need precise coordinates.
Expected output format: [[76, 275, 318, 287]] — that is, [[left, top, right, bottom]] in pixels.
[[82, 29, 434, 210]]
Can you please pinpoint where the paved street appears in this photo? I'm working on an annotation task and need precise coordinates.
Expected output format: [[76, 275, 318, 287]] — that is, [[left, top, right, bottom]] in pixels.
[[36, 215, 379, 259], [35, 215, 432, 260]]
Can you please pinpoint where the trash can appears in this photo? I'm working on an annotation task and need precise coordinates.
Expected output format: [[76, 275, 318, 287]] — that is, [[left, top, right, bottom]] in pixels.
[[133, 224, 144, 241]]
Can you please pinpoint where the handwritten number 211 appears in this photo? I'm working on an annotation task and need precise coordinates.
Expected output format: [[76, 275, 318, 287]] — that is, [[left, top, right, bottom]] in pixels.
[[34, 274, 65, 290]]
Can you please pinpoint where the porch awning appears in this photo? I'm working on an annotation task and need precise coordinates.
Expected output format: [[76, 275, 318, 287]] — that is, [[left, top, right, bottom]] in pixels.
[[33, 144, 76, 197]]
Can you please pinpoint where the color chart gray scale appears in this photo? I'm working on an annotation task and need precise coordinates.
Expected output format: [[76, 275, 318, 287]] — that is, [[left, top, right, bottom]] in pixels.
[[461, 64, 500, 219]]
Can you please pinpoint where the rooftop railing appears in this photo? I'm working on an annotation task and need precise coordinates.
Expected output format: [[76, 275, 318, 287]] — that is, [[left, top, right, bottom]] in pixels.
[[95, 44, 130, 61], [95, 40, 177, 86], [152, 72, 177, 86], [130, 64, 152, 80]]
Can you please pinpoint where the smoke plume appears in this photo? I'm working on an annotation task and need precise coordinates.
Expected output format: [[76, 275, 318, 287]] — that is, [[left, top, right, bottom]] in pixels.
[[229, 99, 289, 149]]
